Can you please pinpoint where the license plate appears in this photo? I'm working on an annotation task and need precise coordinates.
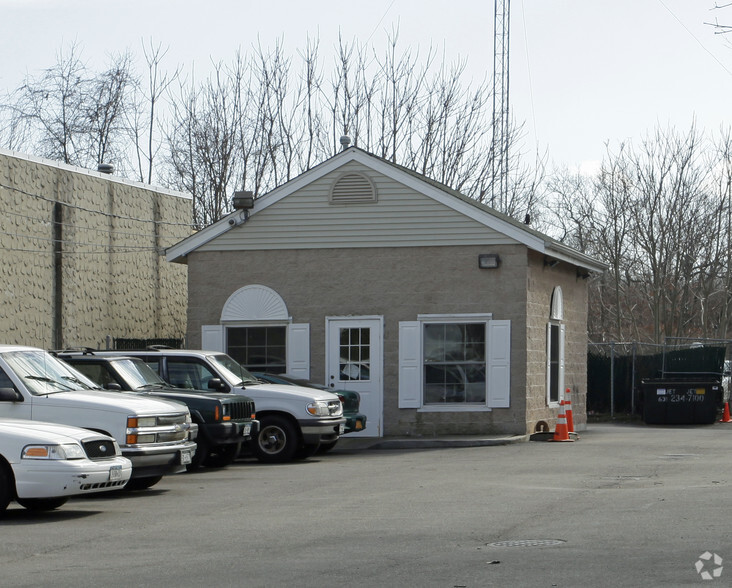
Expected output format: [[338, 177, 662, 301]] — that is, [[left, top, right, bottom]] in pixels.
[[338, 423, 345, 435], [242, 423, 252, 436], [180, 449, 192, 465], [109, 465, 123, 481]]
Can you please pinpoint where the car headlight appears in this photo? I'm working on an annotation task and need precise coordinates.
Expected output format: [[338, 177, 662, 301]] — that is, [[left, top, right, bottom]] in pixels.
[[128, 416, 157, 428], [306, 401, 329, 416], [22, 444, 86, 460]]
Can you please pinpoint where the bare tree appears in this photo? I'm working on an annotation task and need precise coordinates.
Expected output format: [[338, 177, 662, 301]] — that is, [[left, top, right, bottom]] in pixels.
[[166, 61, 244, 228], [128, 41, 180, 184], [549, 124, 732, 343], [2, 43, 135, 170], [85, 51, 136, 168]]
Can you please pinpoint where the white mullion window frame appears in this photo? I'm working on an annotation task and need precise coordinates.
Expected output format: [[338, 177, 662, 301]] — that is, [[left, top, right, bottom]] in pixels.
[[404, 313, 496, 413]]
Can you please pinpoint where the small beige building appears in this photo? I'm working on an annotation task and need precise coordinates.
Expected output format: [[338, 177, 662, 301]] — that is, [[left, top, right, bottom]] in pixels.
[[0, 148, 191, 350], [167, 147, 605, 438]]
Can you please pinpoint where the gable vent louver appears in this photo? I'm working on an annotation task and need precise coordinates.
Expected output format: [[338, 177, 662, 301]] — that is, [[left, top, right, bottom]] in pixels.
[[330, 173, 377, 204]]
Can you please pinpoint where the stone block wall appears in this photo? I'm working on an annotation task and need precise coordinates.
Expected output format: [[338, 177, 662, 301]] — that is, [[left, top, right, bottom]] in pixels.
[[188, 243, 531, 436], [0, 149, 191, 349], [525, 250, 589, 433]]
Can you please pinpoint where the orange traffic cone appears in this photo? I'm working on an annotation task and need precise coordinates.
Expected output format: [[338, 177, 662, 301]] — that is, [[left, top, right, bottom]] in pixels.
[[721, 402, 731, 423], [565, 388, 575, 434], [550, 401, 574, 442]]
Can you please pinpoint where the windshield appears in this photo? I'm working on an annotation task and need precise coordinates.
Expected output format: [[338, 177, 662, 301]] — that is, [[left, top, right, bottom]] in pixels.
[[4, 350, 98, 395], [209, 353, 259, 385], [114, 358, 167, 389]]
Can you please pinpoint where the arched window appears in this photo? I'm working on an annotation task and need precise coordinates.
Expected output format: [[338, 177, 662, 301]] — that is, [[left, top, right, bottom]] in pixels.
[[221, 285, 291, 373], [220, 285, 289, 322], [547, 287, 565, 406]]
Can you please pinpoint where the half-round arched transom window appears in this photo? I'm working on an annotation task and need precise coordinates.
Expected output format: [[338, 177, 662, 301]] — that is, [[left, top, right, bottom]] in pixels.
[[220, 285, 290, 322]]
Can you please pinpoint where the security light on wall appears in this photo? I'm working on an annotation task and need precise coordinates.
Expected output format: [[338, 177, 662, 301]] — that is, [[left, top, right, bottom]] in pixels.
[[478, 254, 501, 269], [232, 190, 254, 210]]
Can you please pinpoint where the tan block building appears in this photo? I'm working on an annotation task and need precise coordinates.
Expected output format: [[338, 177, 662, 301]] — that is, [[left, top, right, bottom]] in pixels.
[[167, 147, 605, 438], [0, 149, 191, 350]]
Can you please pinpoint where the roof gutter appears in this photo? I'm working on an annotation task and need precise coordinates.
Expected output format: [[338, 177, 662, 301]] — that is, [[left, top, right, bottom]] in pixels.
[[544, 241, 608, 274]]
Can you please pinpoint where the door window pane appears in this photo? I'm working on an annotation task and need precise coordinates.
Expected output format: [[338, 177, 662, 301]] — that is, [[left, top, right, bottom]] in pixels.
[[339, 327, 371, 381]]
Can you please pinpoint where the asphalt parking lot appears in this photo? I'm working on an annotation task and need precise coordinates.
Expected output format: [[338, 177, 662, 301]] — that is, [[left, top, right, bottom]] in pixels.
[[3, 422, 732, 587]]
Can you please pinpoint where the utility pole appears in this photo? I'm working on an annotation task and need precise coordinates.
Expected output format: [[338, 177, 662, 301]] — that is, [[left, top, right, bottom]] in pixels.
[[491, 0, 510, 211]]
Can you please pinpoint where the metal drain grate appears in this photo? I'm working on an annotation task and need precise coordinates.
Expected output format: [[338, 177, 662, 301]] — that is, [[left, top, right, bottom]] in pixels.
[[486, 539, 566, 548]]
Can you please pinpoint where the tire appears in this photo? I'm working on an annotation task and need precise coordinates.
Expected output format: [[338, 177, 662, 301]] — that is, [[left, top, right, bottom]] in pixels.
[[186, 439, 210, 471], [203, 443, 240, 468], [124, 475, 163, 491], [16, 497, 68, 511], [317, 440, 338, 454], [0, 463, 12, 513], [253, 416, 298, 463], [294, 442, 320, 460]]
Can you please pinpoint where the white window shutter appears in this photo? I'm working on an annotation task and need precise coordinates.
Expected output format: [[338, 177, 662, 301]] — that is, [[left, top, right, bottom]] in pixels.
[[398, 321, 421, 408], [201, 325, 224, 352], [287, 323, 311, 379], [487, 320, 511, 408]]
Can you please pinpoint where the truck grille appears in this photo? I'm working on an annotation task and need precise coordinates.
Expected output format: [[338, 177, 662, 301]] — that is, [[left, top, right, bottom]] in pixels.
[[156, 413, 189, 426], [226, 398, 255, 421], [82, 439, 118, 459], [157, 430, 189, 443]]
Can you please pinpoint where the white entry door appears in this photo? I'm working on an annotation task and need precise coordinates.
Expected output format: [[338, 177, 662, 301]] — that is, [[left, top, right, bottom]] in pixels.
[[326, 317, 383, 437]]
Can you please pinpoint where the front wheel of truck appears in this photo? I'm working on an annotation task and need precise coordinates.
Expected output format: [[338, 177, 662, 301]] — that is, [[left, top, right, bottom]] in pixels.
[[253, 416, 298, 463], [204, 443, 240, 468]]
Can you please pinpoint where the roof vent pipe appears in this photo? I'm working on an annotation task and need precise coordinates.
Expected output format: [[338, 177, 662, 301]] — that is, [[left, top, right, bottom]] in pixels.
[[97, 163, 114, 174], [340, 135, 351, 150]]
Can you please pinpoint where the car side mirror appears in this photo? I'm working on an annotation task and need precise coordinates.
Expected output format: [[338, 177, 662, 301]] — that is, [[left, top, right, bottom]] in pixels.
[[0, 387, 22, 402], [104, 383, 122, 391], [207, 378, 225, 391]]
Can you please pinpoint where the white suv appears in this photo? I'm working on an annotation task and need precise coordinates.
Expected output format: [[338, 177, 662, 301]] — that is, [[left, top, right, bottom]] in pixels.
[[0, 418, 132, 513], [101, 349, 346, 463]]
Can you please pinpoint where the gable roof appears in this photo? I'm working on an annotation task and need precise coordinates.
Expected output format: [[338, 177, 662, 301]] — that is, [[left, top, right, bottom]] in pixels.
[[166, 147, 606, 273]]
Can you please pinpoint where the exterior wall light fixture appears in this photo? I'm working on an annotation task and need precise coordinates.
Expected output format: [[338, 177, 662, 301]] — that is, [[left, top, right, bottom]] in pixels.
[[478, 253, 501, 269], [232, 190, 254, 210]]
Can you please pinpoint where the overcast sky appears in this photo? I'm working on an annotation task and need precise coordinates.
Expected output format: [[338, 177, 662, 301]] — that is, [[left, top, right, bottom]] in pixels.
[[2, 0, 731, 174]]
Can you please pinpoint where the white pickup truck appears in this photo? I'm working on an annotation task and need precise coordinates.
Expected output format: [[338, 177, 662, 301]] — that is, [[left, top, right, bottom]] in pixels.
[[0, 418, 132, 513], [0, 345, 197, 490]]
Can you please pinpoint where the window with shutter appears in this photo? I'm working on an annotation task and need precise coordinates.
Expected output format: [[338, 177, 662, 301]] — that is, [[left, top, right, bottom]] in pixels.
[[398, 314, 510, 410]]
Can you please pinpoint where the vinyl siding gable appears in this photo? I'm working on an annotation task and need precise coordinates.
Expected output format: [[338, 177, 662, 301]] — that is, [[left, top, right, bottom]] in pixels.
[[198, 161, 518, 252]]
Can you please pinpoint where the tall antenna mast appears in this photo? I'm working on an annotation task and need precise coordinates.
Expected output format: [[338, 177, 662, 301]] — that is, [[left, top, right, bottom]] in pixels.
[[491, 0, 510, 210]]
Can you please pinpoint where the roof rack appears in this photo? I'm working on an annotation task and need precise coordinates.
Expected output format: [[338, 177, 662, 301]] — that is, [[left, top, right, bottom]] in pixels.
[[49, 347, 97, 356]]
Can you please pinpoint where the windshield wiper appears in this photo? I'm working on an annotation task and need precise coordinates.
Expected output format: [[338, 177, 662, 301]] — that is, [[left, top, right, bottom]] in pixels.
[[136, 383, 166, 390], [62, 375, 92, 388], [24, 375, 74, 392]]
